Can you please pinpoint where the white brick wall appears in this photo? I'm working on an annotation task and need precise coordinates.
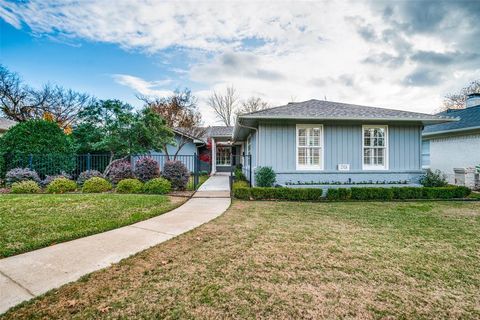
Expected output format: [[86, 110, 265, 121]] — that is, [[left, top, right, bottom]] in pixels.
[[429, 133, 480, 184]]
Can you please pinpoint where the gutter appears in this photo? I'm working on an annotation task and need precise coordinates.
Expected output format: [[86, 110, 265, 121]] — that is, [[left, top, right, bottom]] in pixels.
[[422, 125, 480, 138], [238, 115, 458, 124]]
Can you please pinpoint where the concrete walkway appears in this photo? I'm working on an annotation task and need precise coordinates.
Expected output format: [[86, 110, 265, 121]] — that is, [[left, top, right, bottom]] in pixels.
[[0, 175, 230, 314]]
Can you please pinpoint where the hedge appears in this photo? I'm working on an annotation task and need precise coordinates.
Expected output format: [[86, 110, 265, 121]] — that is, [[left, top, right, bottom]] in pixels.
[[236, 186, 471, 201], [327, 186, 471, 201], [233, 187, 323, 201]]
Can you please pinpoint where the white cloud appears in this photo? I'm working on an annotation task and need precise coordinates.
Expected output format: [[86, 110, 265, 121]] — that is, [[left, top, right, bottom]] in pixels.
[[2, 0, 479, 124], [112, 74, 172, 97]]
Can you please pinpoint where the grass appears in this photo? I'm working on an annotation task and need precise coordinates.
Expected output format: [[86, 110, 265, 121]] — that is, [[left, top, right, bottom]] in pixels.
[[3, 201, 480, 319], [0, 194, 185, 258], [186, 174, 209, 191]]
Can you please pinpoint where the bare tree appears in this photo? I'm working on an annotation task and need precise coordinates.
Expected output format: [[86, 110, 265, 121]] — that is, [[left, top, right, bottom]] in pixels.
[[139, 88, 206, 160], [442, 80, 480, 111], [207, 85, 238, 126], [0, 64, 94, 127], [236, 96, 270, 115]]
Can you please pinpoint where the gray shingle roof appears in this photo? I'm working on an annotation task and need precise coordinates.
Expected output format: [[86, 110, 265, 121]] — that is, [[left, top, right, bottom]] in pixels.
[[239, 99, 455, 123], [423, 105, 480, 135], [0, 118, 16, 131], [207, 126, 233, 137]]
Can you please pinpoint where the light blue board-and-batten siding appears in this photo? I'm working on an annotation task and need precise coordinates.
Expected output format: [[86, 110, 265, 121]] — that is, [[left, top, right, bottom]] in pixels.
[[151, 134, 198, 157], [256, 122, 423, 185]]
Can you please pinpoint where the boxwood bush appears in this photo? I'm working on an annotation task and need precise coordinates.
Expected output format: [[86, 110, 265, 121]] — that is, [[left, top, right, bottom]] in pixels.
[[326, 188, 352, 200], [77, 170, 104, 186], [42, 172, 72, 187], [234, 187, 323, 201], [116, 179, 144, 194], [11, 180, 40, 194], [82, 177, 112, 193], [350, 187, 394, 201], [5, 168, 41, 186], [143, 177, 172, 194], [46, 177, 77, 194], [134, 157, 160, 182], [254, 166, 276, 187]]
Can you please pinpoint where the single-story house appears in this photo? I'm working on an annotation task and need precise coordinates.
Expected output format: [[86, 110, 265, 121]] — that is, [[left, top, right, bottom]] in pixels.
[[422, 93, 480, 187], [233, 100, 454, 186], [0, 118, 16, 136], [155, 99, 455, 187]]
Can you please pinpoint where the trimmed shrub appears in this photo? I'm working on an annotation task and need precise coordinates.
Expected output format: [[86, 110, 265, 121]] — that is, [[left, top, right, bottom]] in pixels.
[[233, 181, 249, 189], [199, 170, 209, 176], [234, 187, 323, 201], [143, 178, 172, 194], [422, 186, 471, 199], [350, 187, 394, 201], [82, 177, 112, 193], [326, 188, 352, 200], [254, 166, 276, 187], [134, 157, 160, 182], [46, 178, 77, 194], [106, 161, 134, 185], [41, 172, 72, 187], [233, 187, 251, 200], [420, 169, 448, 187], [162, 161, 190, 191], [77, 170, 104, 186], [392, 187, 424, 200], [11, 180, 40, 194], [116, 179, 144, 194], [234, 167, 247, 181], [5, 168, 41, 186]]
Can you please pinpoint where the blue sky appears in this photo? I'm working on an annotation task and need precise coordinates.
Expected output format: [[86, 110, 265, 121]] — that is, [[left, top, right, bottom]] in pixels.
[[1, 1, 479, 124]]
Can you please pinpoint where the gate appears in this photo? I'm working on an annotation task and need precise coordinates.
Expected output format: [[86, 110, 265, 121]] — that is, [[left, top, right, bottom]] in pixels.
[[230, 153, 252, 189]]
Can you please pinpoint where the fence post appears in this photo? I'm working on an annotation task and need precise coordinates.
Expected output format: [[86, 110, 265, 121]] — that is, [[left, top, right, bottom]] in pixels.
[[29, 154, 33, 170], [249, 155, 252, 187], [193, 153, 199, 190], [86, 153, 91, 171]]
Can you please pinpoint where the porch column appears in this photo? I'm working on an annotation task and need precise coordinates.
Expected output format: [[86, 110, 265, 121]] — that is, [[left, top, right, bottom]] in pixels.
[[211, 137, 216, 174]]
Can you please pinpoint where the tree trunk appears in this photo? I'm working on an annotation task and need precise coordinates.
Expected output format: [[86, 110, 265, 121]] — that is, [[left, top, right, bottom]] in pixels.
[[103, 154, 130, 177]]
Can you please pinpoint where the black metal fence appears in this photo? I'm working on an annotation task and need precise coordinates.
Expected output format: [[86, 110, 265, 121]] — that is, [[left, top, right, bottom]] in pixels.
[[230, 154, 253, 190], [1, 153, 208, 190]]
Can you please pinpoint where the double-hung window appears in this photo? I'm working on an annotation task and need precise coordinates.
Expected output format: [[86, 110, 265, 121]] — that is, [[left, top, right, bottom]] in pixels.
[[362, 125, 388, 170], [296, 124, 323, 170]]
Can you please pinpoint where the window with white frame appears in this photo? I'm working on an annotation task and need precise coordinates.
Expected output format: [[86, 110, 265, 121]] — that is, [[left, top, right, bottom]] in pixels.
[[362, 125, 388, 170], [296, 124, 323, 170]]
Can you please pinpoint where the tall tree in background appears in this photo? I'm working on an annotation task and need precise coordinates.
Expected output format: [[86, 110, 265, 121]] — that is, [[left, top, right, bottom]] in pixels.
[[73, 100, 173, 170], [0, 64, 93, 128], [442, 80, 480, 111], [139, 89, 205, 160], [207, 85, 238, 126], [236, 96, 270, 115]]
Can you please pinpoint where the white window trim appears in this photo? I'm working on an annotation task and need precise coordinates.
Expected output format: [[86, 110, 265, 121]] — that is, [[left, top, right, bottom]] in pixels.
[[362, 124, 389, 171], [296, 124, 324, 171]]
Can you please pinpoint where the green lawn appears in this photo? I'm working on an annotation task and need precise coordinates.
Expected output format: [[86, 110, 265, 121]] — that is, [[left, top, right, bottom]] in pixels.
[[0, 194, 185, 258], [3, 200, 479, 319], [186, 174, 209, 191]]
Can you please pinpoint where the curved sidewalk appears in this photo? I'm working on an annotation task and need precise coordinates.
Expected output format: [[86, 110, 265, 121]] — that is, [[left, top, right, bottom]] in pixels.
[[0, 175, 231, 314]]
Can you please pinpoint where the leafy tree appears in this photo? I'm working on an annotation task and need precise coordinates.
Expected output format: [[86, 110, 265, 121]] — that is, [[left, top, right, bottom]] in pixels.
[[0, 119, 76, 176], [139, 89, 206, 159], [442, 79, 480, 111], [73, 100, 174, 172]]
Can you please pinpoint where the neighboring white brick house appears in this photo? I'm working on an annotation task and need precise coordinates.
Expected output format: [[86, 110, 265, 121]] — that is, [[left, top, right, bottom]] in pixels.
[[423, 93, 480, 188]]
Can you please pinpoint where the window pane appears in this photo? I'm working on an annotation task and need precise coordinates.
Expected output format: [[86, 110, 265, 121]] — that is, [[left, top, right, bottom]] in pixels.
[[310, 128, 320, 146], [298, 148, 306, 165], [311, 148, 320, 165], [298, 129, 306, 146]]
